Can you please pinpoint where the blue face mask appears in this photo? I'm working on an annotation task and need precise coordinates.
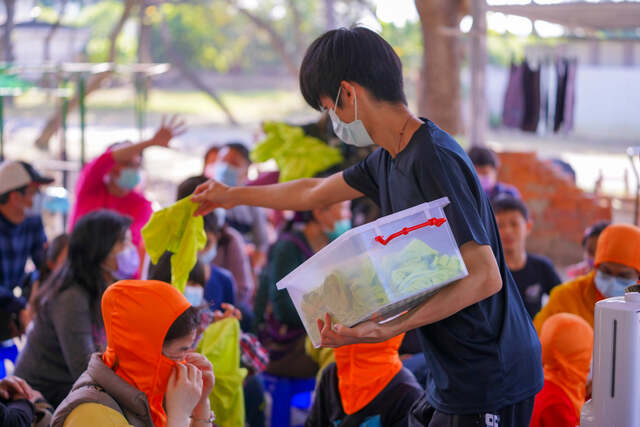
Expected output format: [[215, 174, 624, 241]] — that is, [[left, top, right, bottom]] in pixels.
[[328, 219, 351, 241], [116, 168, 141, 190], [594, 270, 637, 298], [327, 87, 375, 147], [184, 284, 204, 307], [214, 162, 240, 187], [199, 244, 218, 265]]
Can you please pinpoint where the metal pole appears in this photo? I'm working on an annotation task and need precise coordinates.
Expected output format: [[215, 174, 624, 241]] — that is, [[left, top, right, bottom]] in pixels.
[[0, 95, 4, 162], [78, 76, 86, 166], [61, 93, 68, 189]]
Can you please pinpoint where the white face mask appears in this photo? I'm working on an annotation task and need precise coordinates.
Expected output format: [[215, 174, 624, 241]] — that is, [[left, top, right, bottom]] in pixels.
[[184, 285, 205, 307], [594, 270, 637, 298], [327, 86, 375, 147]]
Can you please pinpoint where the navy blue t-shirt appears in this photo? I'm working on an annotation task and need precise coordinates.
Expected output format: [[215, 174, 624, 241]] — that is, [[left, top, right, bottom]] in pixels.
[[343, 119, 543, 414], [204, 264, 236, 312]]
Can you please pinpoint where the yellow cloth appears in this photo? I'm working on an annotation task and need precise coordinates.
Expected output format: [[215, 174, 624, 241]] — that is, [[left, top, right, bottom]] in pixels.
[[141, 197, 206, 292], [197, 318, 248, 427], [533, 271, 603, 335], [304, 336, 335, 383], [64, 403, 132, 427]]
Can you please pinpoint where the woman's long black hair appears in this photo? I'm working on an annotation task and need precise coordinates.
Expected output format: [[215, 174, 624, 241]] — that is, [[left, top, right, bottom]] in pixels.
[[33, 209, 132, 324]]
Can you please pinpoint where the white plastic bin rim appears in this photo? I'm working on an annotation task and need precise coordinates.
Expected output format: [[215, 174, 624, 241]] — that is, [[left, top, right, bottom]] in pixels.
[[276, 197, 451, 290]]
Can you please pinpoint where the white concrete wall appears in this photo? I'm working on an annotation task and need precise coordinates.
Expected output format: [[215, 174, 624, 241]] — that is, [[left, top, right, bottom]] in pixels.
[[479, 64, 640, 140]]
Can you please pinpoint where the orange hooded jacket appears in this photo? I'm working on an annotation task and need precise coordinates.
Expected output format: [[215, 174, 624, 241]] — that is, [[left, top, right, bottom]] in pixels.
[[533, 313, 593, 421], [101, 280, 191, 427], [534, 223, 640, 334], [333, 333, 405, 415]]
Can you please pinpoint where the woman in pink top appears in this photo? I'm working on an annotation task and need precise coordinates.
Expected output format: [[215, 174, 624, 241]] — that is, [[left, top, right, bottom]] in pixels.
[[69, 116, 186, 249]]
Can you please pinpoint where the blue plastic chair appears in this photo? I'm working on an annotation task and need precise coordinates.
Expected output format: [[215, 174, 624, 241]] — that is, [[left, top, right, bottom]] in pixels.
[[262, 374, 315, 427], [0, 343, 19, 379]]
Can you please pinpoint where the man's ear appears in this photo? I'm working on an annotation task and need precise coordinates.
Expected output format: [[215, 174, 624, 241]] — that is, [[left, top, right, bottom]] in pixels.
[[526, 220, 533, 235]]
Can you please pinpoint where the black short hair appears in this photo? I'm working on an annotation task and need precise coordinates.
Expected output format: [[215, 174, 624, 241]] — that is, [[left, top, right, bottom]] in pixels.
[[582, 221, 609, 247], [223, 142, 250, 165], [176, 176, 221, 235], [299, 27, 406, 111], [164, 306, 200, 344], [0, 185, 28, 204], [492, 196, 529, 221], [468, 146, 499, 169], [148, 252, 206, 287]]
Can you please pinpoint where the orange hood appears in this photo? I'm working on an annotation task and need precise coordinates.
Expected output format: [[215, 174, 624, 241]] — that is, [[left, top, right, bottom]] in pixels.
[[102, 280, 191, 427], [541, 313, 593, 418], [333, 333, 404, 415], [594, 223, 640, 273]]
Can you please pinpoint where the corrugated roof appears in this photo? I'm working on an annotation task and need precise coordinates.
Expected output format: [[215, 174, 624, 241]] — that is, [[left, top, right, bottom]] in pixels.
[[487, 1, 640, 30]]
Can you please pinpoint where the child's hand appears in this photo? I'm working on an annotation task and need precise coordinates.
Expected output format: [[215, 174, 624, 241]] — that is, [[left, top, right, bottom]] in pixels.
[[213, 303, 242, 322]]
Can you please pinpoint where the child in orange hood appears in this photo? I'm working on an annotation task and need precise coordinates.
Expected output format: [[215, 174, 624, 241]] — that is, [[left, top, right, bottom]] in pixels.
[[306, 333, 424, 426], [51, 280, 215, 427], [530, 313, 593, 427]]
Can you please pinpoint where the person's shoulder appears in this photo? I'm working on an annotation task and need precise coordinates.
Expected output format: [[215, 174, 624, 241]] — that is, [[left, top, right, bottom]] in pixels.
[[56, 285, 91, 306], [22, 214, 44, 229], [64, 402, 132, 427], [527, 254, 556, 270], [209, 265, 234, 283]]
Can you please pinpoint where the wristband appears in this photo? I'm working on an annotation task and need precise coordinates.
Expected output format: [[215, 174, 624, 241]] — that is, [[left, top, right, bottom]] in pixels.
[[190, 410, 215, 425]]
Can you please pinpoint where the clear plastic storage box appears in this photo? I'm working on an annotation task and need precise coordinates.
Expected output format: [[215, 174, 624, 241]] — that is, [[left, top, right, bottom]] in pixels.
[[277, 197, 469, 347]]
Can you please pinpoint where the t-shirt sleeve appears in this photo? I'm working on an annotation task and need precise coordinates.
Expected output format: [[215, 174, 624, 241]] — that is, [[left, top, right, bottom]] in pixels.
[[415, 146, 491, 249], [342, 150, 382, 206], [30, 217, 47, 268], [75, 151, 115, 197], [50, 288, 96, 379], [542, 259, 562, 294]]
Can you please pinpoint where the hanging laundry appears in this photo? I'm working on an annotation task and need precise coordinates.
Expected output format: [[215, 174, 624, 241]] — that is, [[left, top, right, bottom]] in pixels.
[[502, 62, 525, 128], [521, 60, 541, 132]]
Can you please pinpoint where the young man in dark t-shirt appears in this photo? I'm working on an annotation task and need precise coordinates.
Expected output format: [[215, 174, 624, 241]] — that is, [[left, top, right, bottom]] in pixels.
[[192, 27, 542, 426], [493, 196, 562, 318]]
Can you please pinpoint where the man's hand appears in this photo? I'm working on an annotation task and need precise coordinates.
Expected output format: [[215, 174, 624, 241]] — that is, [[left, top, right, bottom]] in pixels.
[[317, 313, 387, 348], [150, 115, 187, 148], [213, 303, 242, 322], [191, 180, 234, 216], [0, 376, 39, 401]]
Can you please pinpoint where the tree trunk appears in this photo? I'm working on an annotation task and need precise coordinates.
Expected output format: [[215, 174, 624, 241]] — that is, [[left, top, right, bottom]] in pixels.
[[158, 18, 238, 125], [415, 0, 465, 135], [43, 0, 68, 63], [469, 0, 487, 146], [138, 0, 152, 63], [35, 0, 138, 149], [286, 0, 304, 62], [324, 0, 336, 30], [1, 0, 15, 62], [224, 0, 299, 77]]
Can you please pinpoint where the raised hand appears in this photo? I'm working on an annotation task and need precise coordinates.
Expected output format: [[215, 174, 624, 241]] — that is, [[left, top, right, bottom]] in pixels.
[[150, 115, 187, 148]]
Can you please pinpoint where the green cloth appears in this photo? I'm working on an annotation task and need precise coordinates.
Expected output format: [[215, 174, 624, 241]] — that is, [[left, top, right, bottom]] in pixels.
[[197, 318, 248, 427], [253, 232, 308, 331], [141, 197, 206, 292]]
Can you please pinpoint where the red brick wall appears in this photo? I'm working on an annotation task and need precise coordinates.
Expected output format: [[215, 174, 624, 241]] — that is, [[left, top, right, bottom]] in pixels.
[[497, 152, 612, 267]]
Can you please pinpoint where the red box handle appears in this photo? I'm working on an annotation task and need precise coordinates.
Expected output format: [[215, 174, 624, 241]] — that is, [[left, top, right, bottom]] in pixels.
[[374, 217, 447, 246]]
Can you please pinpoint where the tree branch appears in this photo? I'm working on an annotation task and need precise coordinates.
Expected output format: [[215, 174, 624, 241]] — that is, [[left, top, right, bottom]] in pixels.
[[158, 15, 237, 124], [223, 0, 299, 77]]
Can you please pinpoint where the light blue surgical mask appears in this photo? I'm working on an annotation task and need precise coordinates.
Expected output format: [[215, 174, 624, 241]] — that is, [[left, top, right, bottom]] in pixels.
[[594, 270, 637, 298], [328, 219, 351, 241], [214, 162, 240, 187], [116, 168, 141, 190], [199, 244, 218, 265], [184, 284, 204, 307], [327, 87, 375, 147]]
